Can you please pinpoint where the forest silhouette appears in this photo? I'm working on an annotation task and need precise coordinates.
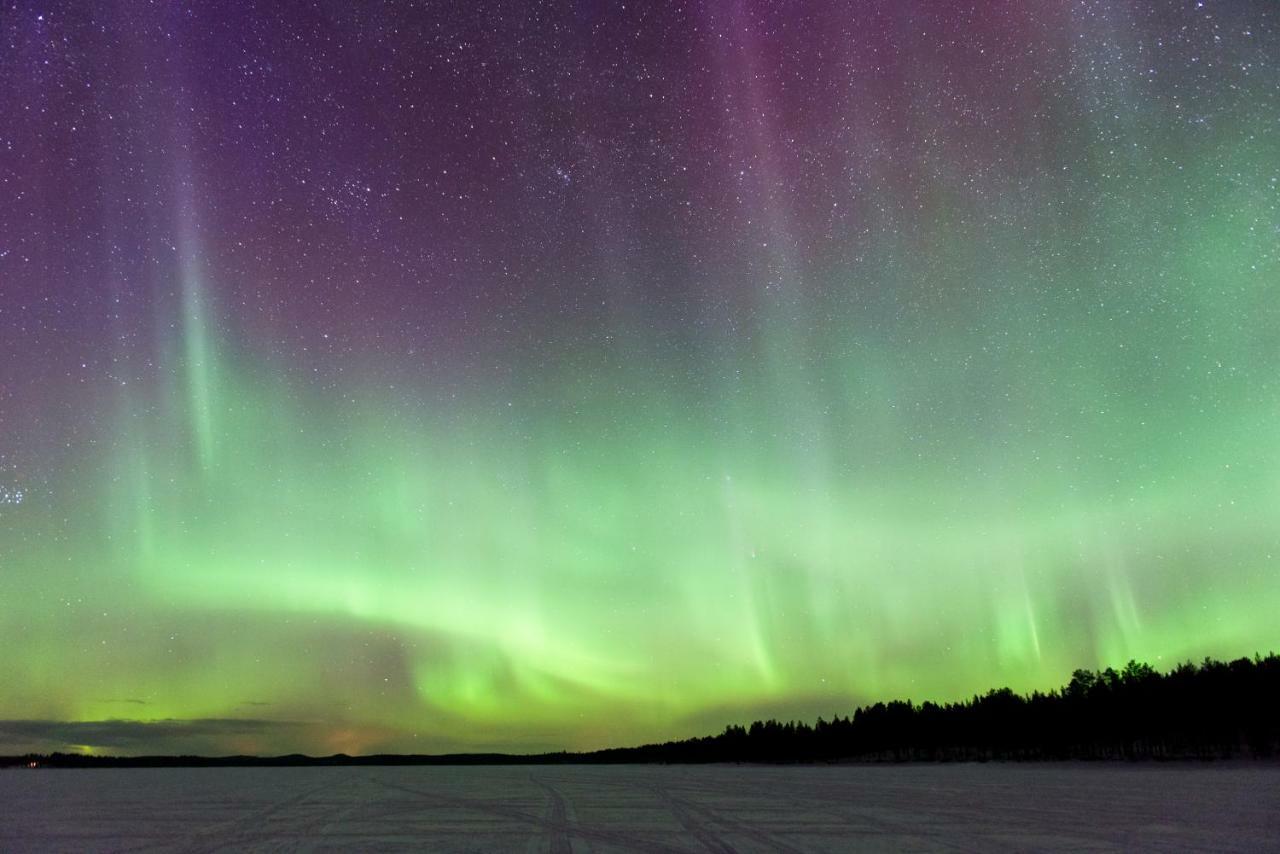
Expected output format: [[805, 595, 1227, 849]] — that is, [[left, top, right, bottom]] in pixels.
[[594, 654, 1280, 763], [6, 654, 1278, 767]]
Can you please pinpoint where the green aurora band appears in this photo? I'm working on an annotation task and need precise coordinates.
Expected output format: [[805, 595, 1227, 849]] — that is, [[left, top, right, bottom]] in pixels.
[[8, 135, 1280, 755]]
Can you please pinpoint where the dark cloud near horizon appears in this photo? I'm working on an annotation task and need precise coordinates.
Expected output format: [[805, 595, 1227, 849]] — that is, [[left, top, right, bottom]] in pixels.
[[0, 717, 548, 757], [0, 718, 304, 753]]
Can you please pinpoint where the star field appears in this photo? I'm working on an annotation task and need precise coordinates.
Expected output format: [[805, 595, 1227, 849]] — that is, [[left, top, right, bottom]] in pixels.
[[1, 0, 1278, 755]]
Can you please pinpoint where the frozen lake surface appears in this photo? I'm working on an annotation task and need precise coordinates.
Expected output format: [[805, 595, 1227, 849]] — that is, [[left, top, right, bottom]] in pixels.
[[2, 762, 1277, 852]]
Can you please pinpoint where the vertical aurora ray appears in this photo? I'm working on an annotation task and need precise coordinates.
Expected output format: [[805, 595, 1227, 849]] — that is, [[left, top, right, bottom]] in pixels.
[[0, 0, 1278, 755], [172, 156, 222, 476], [178, 255, 216, 473]]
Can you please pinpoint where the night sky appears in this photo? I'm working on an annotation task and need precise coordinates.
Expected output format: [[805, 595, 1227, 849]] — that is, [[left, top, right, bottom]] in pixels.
[[2, 0, 1278, 756]]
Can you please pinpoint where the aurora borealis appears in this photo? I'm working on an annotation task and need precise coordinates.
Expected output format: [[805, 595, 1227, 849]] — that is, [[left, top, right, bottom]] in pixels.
[[1, 0, 1278, 757]]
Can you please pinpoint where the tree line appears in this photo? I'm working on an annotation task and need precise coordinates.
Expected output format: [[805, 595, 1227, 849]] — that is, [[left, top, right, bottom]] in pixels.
[[589, 654, 1280, 762], [5, 654, 1277, 766]]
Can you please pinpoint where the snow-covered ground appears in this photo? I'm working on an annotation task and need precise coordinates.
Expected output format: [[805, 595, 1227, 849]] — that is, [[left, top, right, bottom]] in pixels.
[[2, 762, 1276, 852]]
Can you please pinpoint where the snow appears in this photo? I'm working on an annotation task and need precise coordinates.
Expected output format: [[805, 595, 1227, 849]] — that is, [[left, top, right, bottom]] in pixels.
[[1, 763, 1277, 852]]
